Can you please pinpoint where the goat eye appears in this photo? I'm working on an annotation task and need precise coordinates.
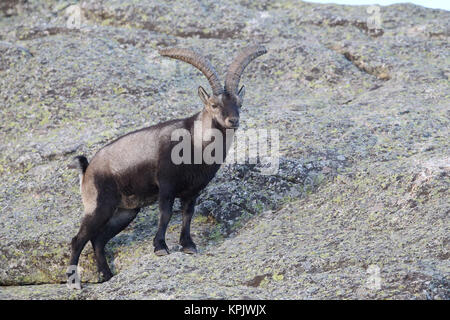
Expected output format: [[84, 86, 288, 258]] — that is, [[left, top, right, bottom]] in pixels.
[[211, 104, 218, 108]]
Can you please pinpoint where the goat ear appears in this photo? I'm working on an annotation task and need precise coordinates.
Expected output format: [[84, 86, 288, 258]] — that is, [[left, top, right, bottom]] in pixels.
[[238, 85, 245, 101], [198, 86, 210, 105]]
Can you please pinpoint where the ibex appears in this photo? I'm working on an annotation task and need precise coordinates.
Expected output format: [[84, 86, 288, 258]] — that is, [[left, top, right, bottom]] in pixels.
[[67, 45, 267, 283]]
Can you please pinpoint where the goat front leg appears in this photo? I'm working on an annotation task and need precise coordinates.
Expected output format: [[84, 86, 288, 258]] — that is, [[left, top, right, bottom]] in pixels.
[[153, 188, 175, 256], [180, 195, 198, 254]]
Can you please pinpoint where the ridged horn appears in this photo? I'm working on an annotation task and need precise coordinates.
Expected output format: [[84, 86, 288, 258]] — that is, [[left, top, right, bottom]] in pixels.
[[159, 48, 223, 96], [224, 45, 267, 95]]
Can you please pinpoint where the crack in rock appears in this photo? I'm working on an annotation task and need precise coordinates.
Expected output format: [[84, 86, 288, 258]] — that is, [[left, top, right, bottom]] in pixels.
[[329, 44, 391, 80], [197, 155, 347, 233]]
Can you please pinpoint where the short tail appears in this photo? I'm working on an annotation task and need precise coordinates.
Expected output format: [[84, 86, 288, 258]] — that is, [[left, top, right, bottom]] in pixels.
[[68, 155, 89, 174]]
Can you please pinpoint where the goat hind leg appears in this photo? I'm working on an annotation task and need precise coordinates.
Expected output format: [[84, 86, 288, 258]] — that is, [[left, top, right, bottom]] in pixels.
[[91, 208, 139, 281], [68, 205, 115, 285]]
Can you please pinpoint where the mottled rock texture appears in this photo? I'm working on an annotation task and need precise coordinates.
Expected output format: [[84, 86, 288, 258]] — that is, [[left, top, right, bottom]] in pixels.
[[0, 0, 448, 299]]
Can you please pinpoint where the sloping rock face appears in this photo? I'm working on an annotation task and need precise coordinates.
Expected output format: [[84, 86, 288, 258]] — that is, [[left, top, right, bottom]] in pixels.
[[0, 0, 448, 299]]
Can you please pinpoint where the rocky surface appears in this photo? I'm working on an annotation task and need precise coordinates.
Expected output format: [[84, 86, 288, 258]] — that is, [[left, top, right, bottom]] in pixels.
[[0, 0, 448, 299]]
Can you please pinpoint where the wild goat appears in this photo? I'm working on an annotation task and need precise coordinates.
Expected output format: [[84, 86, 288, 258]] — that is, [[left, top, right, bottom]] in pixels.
[[67, 45, 267, 283]]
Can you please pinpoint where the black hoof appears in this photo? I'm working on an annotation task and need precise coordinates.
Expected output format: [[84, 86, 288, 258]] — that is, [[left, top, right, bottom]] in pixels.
[[154, 239, 170, 256], [154, 248, 170, 256], [182, 246, 197, 254], [181, 239, 197, 254], [99, 270, 113, 282]]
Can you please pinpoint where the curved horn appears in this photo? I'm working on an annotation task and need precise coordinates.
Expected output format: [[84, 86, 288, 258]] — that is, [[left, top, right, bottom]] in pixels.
[[224, 45, 267, 95], [159, 48, 223, 96]]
